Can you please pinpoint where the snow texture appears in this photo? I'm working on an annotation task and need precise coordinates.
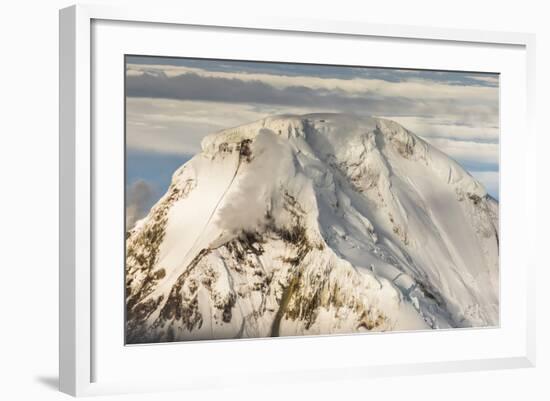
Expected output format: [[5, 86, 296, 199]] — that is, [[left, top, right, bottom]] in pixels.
[[125, 113, 499, 343]]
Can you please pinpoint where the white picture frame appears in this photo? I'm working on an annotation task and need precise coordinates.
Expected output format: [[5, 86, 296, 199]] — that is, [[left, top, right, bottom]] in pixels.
[[59, 3, 536, 397]]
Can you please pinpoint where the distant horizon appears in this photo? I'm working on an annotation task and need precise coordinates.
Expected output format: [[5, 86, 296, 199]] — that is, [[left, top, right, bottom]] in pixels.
[[126, 56, 499, 228]]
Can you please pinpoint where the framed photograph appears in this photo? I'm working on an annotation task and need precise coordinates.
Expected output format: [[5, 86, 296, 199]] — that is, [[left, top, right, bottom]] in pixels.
[[59, 4, 536, 396]]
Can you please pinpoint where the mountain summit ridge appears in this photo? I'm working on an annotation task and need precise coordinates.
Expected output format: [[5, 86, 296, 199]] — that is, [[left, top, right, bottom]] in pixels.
[[126, 113, 499, 343]]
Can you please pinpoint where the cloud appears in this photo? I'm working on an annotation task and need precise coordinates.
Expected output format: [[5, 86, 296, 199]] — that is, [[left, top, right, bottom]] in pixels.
[[423, 137, 499, 167], [127, 96, 499, 165], [470, 171, 499, 199], [126, 71, 346, 108], [125, 64, 499, 148], [463, 74, 500, 86], [380, 115, 498, 143], [127, 63, 498, 100], [126, 98, 325, 154], [125, 56, 498, 86], [126, 180, 154, 230]]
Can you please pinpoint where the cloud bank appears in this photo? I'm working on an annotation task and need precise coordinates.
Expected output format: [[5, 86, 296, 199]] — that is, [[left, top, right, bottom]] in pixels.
[[125, 57, 499, 198], [126, 180, 154, 230]]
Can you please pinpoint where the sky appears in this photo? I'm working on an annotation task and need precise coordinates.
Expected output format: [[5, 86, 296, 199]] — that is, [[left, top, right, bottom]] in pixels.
[[125, 56, 499, 229]]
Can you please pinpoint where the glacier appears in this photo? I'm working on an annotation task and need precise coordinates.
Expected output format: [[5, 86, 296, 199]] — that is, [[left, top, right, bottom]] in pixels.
[[125, 113, 499, 343]]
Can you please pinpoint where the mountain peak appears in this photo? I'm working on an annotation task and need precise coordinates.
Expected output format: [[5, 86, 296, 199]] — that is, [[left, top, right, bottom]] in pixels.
[[201, 113, 377, 151], [127, 113, 499, 343], [199, 113, 483, 197]]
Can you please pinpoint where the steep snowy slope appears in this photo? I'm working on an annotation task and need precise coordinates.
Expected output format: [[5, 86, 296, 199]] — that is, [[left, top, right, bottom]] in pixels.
[[125, 113, 499, 343]]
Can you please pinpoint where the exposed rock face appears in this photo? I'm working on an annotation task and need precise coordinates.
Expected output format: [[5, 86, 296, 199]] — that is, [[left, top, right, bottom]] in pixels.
[[126, 113, 499, 344]]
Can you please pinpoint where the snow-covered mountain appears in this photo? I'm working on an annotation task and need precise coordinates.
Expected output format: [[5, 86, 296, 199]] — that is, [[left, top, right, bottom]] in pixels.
[[125, 113, 499, 343]]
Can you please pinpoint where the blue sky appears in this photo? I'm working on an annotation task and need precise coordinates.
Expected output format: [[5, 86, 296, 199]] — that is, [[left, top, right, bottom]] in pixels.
[[125, 56, 499, 227]]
